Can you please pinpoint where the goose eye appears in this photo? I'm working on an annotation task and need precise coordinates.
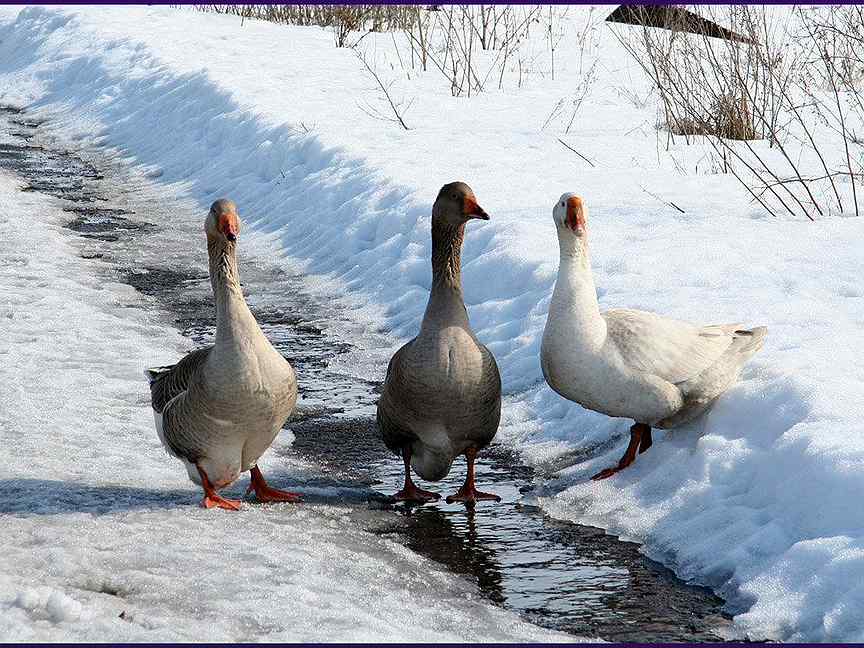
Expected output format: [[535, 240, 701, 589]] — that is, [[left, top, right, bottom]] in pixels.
[[560, 201, 565, 207]]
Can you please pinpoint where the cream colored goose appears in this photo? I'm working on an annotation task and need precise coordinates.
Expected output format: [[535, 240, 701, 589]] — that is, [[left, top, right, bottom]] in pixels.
[[145, 199, 300, 510], [541, 193, 767, 479], [377, 182, 502, 505]]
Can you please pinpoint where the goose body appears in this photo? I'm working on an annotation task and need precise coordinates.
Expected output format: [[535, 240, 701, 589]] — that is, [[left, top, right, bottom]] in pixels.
[[146, 199, 299, 509], [541, 194, 767, 478], [377, 182, 502, 504], [378, 293, 501, 482]]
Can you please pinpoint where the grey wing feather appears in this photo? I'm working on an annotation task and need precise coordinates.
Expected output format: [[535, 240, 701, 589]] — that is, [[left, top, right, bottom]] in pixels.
[[145, 347, 212, 414], [160, 391, 209, 462], [472, 342, 502, 448], [376, 341, 417, 456], [145, 347, 214, 463]]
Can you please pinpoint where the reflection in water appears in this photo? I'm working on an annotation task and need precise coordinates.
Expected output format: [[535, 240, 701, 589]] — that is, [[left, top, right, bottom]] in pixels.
[[0, 107, 732, 643], [290, 417, 730, 642], [392, 504, 506, 604]]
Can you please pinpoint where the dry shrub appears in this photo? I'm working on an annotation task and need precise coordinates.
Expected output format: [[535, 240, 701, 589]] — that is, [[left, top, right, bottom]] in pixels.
[[666, 92, 755, 141], [615, 5, 863, 219], [403, 5, 545, 97], [187, 5, 417, 47], [189, 5, 574, 99]]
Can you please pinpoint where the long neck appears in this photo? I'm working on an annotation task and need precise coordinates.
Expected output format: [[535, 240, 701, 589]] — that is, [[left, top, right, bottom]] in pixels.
[[549, 231, 606, 348], [208, 238, 259, 346], [421, 220, 469, 332], [431, 220, 464, 291]]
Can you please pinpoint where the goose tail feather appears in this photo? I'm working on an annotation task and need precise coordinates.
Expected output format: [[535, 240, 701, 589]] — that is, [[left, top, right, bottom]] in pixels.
[[732, 326, 768, 356]]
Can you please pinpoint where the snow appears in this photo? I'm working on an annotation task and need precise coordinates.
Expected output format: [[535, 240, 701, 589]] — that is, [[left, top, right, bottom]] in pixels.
[[0, 168, 581, 642], [1, 3, 863, 642]]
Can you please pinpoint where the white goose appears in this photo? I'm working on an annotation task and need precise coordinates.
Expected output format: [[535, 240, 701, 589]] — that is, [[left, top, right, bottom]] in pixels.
[[541, 193, 767, 479], [145, 199, 300, 509]]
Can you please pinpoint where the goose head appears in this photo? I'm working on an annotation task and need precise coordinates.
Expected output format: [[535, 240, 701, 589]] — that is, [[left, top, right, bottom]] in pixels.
[[205, 198, 241, 243], [432, 181, 489, 227], [553, 193, 587, 239]]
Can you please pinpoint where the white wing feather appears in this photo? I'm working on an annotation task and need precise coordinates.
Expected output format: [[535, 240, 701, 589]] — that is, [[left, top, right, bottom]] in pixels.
[[604, 308, 737, 385]]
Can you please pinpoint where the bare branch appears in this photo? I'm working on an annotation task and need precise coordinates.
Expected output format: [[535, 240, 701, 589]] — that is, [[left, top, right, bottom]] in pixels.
[[355, 50, 411, 131]]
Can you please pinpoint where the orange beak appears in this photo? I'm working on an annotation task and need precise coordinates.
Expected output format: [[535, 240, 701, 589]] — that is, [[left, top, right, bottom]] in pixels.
[[218, 212, 240, 241], [566, 196, 585, 233], [463, 196, 490, 220]]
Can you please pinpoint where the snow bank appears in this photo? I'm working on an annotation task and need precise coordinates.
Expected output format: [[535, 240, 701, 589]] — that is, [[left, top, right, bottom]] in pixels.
[[2, 5, 864, 641]]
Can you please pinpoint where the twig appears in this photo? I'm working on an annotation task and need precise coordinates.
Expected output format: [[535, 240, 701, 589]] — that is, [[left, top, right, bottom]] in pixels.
[[556, 138, 595, 167], [355, 50, 410, 131], [557, 138, 685, 214], [637, 184, 686, 214]]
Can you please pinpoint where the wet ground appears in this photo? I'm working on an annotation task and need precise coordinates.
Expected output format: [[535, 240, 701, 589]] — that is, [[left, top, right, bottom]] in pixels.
[[0, 105, 734, 642]]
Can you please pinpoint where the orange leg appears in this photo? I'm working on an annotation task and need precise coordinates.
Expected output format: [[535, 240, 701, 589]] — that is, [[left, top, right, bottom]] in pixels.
[[639, 427, 653, 454], [592, 423, 652, 481], [245, 465, 302, 503], [445, 448, 501, 505], [393, 447, 440, 503], [196, 464, 242, 511]]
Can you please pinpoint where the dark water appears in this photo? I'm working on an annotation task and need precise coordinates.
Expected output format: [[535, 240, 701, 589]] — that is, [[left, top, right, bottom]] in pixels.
[[0, 105, 733, 642]]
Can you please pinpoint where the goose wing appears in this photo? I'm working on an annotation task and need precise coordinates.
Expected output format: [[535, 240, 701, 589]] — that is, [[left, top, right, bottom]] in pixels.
[[145, 347, 214, 462], [604, 309, 737, 385], [376, 340, 418, 455], [145, 347, 212, 414]]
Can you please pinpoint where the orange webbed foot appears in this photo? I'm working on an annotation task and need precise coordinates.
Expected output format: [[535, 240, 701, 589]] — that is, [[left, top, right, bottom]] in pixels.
[[445, 486, 501, 505], [201, 493, 242, 511], [591, 423, 650, 480], [591, 465, 626, 481], [393, 482, 441, 503], [246, 483, 303, 503], [246, 465, 302, 504], [196, 464, 242, 511], [446, 447, 501, 505]]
